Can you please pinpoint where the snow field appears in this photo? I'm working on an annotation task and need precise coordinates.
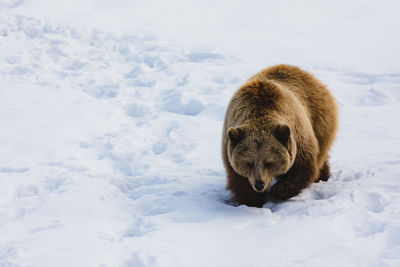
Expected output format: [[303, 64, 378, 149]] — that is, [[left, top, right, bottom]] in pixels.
[[1, 3, 400, 267]]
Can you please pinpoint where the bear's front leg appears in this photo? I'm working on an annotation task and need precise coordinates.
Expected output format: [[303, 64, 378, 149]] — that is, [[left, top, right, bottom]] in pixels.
[[268, 160, 318, 201]]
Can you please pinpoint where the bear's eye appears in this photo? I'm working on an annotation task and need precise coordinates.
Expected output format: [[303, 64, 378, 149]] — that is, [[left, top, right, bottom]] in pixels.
[[246, 162, 255, 169], [263, 161, 273, 168]]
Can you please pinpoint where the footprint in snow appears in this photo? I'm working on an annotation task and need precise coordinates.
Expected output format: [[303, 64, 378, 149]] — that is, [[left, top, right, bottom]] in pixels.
[[351, 190, 386, 213], [152, 140, 167, 155], [124, 217, 155, 237], [358, 87, 393, 106], [84, 83, 119, 98], [125, 102, 151, 118], [161, 91, 205, 116], [127, 78, 156, 88], [308, 187, 336, 200], [143, 55, 167, 70], [354, 217, 386, 237], [0, 167, 29, 173], [184, 50, 224, 63], [124, 66, 141, 79], [151, 122, 179, 155], [124, 253, 156, 267], [65, 60, 87, 70]]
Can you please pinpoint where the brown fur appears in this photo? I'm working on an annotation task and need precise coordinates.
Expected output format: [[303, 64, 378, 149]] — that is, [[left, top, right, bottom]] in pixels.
[[222, 64, 338, 207]]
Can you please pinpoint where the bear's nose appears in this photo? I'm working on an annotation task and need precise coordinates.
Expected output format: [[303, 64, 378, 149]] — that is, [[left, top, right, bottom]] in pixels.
[[254, 181, 265, 192]]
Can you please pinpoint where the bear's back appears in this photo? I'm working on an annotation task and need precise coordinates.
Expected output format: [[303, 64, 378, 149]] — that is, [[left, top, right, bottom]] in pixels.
[[249, 64, 338, 167], [249, 65, 333, 115]]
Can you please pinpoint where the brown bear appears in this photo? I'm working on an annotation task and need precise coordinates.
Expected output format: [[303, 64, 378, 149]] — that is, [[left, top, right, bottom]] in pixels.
[[222, 64, 338, 207]]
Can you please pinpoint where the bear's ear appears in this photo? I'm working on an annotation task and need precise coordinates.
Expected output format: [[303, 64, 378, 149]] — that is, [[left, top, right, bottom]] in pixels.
[[227, 127, 245, 145], [275, 125, 290, 147]]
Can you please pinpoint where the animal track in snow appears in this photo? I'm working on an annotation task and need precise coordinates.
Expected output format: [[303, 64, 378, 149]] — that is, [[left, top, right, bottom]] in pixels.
[[0, 167, 29, 173], [161, 91, 205, 116], [184, 50, 225, 62], [123, 217, 155, 237]]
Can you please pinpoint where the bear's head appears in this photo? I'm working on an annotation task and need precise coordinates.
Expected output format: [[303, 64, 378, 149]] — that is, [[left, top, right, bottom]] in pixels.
[[227, 123, 296, 192]]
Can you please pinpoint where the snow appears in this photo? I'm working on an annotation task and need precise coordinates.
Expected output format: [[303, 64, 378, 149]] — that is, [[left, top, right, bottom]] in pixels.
[[1, 0, 400, 266]]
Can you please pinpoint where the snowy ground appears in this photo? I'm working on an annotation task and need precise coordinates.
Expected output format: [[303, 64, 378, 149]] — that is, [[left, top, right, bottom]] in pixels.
[[1, 1, 400, 266]]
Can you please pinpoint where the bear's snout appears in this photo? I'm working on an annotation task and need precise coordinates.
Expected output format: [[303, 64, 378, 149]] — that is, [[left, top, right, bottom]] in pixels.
[[254, 181, 265, 192]]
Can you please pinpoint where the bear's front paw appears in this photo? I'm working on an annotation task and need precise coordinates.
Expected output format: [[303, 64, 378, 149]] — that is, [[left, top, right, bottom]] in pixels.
[[267, 180, 298, 201]]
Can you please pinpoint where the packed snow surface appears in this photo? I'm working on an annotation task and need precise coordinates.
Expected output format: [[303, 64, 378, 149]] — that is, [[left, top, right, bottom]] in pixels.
[[1, 0, 400, 266]]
